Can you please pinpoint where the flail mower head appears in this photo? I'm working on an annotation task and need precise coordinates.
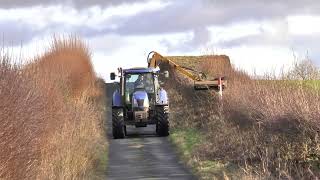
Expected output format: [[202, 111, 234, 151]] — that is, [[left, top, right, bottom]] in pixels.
[[194, 76, 226, 91]]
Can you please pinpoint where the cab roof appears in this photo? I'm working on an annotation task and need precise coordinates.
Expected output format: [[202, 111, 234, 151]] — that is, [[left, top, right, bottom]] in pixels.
[[123, 67, 159, 74]]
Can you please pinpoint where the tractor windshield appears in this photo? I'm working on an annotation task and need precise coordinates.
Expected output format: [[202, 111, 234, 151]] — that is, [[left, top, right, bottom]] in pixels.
[[124, 73, 154, 103]]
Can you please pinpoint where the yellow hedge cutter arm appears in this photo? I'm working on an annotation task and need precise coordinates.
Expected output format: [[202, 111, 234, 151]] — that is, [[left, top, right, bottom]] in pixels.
[[147, 51, 226, 92]]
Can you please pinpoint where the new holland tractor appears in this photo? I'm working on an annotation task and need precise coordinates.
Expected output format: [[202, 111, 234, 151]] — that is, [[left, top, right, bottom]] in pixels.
[[110, 51, 226, 139], [110, 67, 170, 139]]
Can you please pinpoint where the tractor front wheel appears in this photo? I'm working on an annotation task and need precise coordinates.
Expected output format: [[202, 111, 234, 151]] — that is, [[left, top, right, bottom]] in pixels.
[[156, 106, 169, 136], [112, 108, 125, 139]]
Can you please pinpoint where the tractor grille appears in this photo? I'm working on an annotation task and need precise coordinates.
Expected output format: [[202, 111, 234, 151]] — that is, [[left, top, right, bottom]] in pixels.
[[134, 111, 148, 121]]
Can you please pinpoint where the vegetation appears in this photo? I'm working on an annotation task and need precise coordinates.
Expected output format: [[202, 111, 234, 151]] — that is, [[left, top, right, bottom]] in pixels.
[[285, 58, 320, 80], [164, 55, 320, 179], [0, 38, 107, 179], [170, 129, 241, 179]]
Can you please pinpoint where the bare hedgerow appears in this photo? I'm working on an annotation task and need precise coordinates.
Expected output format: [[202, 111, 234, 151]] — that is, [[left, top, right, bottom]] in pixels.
[[0, 56, 47, 179], [286, 58, 320, 80], [0, 38, 107, 179], [164, 55, 320, 179]]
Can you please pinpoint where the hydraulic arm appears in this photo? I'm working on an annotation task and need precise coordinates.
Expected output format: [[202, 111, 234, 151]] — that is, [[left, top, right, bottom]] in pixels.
[[147, 51, 226, 91]]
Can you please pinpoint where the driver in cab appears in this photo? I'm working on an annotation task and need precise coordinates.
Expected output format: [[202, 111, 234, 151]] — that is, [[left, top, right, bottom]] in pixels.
[[134, 74, 147, 89]]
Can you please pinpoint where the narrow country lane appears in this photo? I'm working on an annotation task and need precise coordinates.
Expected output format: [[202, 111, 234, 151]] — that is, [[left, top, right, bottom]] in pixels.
[[106, 83, 196, 180]]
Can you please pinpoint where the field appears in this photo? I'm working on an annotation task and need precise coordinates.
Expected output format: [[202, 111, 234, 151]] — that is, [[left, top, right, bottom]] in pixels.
[[163, 55, 320, 179], [0, 38, 107, 179]]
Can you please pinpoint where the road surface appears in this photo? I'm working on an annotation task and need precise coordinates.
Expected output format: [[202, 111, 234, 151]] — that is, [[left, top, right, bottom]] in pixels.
[[106, 83, 195, 180]]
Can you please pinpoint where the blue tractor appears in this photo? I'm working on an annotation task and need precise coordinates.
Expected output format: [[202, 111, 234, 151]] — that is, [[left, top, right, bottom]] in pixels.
[[110, 67, 170, 139]]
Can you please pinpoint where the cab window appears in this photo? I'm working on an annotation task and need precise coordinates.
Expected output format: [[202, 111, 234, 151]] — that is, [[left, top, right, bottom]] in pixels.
[[124, 73, 154, 103]]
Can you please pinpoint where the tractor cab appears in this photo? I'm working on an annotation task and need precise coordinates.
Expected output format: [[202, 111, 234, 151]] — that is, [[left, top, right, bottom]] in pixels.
[[110, 67, 169, 138], [124, 71, 157, 107]]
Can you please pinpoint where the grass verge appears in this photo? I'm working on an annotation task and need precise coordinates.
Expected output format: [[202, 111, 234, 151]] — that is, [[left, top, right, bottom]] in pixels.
[[169, 128, 242, 180]]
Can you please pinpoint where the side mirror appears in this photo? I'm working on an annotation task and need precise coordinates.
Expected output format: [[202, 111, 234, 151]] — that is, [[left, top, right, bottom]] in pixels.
[[164, 71, 169, 78], [110, 72, 116, 80]]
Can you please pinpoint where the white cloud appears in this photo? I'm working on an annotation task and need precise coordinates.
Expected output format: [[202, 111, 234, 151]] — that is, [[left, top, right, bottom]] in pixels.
[[0, 0, 149, 9], [288, 15, 320, 35], [1, 0, 320, 82], [89, 34, 171, 80], [219, 46, 294, 76]]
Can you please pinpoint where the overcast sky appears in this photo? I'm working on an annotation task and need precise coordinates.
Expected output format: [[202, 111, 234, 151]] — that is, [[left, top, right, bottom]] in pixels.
[[1, 0, 319, 80]]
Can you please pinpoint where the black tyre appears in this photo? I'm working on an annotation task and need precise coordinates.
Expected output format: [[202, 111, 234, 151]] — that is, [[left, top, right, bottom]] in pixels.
[[156, 106, 169, 136], [112, 108, 125, 139], [124, 125, 127, 136]]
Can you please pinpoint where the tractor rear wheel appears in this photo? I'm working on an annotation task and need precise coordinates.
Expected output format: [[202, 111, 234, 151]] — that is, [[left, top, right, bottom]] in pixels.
[[112, 108, 125, 139], [156, 106, 169, 136]]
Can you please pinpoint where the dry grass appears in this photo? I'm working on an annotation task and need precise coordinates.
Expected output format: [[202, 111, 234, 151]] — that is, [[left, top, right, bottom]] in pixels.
[[163, 55, 320, 179], [0, 38, 107, 179]]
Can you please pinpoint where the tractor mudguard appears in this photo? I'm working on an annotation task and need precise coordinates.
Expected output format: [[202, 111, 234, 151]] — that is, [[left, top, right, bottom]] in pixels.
[[112, 90, 122, 107], [156, 88, 168, 105]]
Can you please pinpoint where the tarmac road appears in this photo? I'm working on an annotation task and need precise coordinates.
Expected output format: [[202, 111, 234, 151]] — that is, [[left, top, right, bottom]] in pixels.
[[106, 83, 195, 180]]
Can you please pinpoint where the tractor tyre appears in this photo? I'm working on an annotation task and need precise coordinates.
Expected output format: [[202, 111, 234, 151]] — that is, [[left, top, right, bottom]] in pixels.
[[112, 108, 125, 139], [156, 106, 169, 136], [124, 125, 127, 136]]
